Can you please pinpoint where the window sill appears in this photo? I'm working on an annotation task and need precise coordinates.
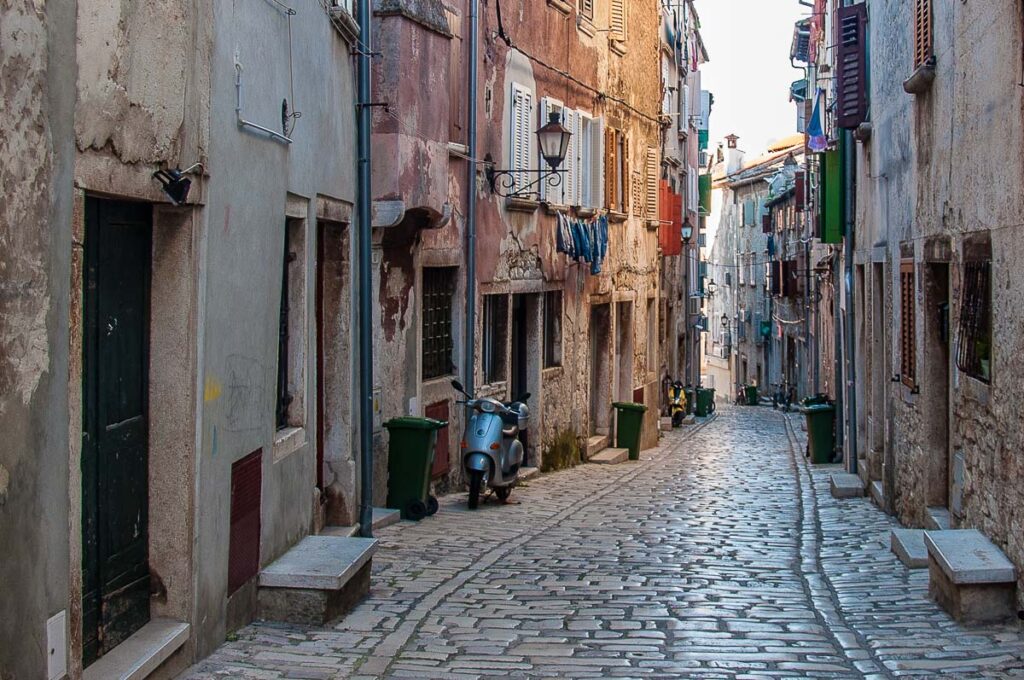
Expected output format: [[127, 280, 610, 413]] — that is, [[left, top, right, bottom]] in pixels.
[[505, 197, 539, 213], [543, 202, 572, 215], [609, 39, 627, 57], [327, 6, 361, 45], [543, 365, 564, 379], [577, 17, 596, 37], [576, 207, 598, 218], [273, 426, 307, 464], [903, 59, 936, 95], [607, 211, 628, 224], [546, 0, 572, 15]]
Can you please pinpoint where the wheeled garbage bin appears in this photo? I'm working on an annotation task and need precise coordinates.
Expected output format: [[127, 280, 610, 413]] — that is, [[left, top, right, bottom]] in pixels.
[[383, 416, 447, 520], [695, 388, 715, 417], [612, 402, 648, 461], [745, 385, 759, 406], [801, 403, 836, 464]]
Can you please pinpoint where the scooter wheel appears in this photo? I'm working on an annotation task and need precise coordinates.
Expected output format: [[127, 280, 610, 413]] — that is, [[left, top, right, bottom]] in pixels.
[[426, 495, 439, 516], [406, 499, 428, 521], [467, 470, 483, 510], [495, 486, 512, 502]]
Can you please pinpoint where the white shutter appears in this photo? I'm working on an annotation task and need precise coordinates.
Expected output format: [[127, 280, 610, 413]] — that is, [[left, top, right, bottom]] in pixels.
[[538, 97, 552, 201], [682, 84, 691, 131], [610, 0, 626, 41], [645, 147, 658, 219], [592, 117, 604, 209], [563, 109, 581, 206]]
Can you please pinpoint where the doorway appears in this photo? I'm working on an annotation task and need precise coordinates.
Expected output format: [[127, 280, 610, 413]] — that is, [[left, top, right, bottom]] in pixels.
[[589, 304, 612, 436], [615, 301, 634, 402], [510, 294, 538, 464], [81, 198, 152, 665], [924, 263, 951, 509]]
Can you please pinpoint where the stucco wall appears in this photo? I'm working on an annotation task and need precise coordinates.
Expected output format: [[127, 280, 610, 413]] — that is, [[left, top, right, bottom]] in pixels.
[[0, 2, 77, 678]]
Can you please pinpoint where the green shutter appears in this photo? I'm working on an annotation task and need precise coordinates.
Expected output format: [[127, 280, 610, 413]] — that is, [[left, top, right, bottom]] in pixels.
[[699, 174, 711, 214], [821, 147, 844, 244]]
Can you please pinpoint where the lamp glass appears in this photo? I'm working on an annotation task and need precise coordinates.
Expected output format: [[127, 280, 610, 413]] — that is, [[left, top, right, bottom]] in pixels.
[[681, 221, 694, 241], [537, 112, 572, 169]]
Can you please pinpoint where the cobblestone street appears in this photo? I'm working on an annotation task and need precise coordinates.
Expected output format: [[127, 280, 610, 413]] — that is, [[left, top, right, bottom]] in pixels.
[[183, 407, 1024, 679]]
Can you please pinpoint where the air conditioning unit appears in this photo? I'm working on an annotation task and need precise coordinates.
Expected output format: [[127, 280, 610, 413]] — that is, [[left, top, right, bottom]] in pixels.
[[688, 294, 703, 316]]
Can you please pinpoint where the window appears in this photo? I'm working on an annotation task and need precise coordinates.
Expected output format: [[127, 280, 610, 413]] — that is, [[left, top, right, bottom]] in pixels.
[[956, 260, 992, 384], [509, 82, 535, 194], [749, 255, 757, 287], [579, 113, 604, 209], [743, 199, 755, 227], [914, 0, 933, 69], [422, 267, 457, 380], [645, 147, 659, 220], [277, 218, 307, 430], [604, 127, 628, 213], [544, 291, 562, 368], [610, 0, 626, 41], [738, 254, 746, 286], [540, 99, 582, 206], [578, 0, 593, 22], [484, 295, 509, 383], [900, 260, 917, 387]]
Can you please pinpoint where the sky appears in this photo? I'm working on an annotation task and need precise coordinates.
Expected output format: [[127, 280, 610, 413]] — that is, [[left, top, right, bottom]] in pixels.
[[694, 0, 808, 156]]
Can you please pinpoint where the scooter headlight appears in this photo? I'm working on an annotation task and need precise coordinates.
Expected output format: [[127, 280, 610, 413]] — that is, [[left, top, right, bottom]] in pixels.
[[478, 400, 496, 413]]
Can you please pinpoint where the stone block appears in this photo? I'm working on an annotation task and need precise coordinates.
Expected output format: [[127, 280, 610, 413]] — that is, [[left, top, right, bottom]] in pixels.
[[925, 529, 1018, 625], [259, 536, 377, 590], [869, 480, 885, 507], [586, 434, 610, 459], [830, 473, 865, 499], [925, 506, 952, 530], [589, 448, 628, 465], [891, 529, 928, 569], [371, 507, 401, 531], [259, 561, 372, 626]]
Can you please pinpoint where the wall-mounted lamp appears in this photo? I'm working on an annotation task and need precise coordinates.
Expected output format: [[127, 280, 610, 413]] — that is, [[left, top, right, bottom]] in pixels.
[[681, 219, 694, 242], [152, 163, 204, 206], [487, 112, 572, 199]]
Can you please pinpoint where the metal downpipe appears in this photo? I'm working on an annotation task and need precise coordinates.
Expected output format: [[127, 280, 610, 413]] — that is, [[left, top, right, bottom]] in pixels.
[[465, 0, 479, 397], [357, 0, 374, 537]]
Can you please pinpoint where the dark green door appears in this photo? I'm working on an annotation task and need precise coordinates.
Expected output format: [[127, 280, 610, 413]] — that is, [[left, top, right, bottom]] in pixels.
[[82, 198, 152, 666]]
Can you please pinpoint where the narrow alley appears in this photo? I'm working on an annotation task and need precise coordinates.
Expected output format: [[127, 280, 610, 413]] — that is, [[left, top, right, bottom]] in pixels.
[[183, 409, 1024, 679]]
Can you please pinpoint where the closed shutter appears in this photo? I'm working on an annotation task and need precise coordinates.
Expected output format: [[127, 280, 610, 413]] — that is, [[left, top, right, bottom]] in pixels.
[[610, 0, 626, 41], [836, 3, 868, 130], [510, 83, 533, 192], [565, 109, 580, 205], [900, 260, 916, 387], [228, 449, 262, 595], [604, 127, 616, 210], [622, 133, 631, 214], [591, 117, 604, 208], [645, 148, 659, 219], [681, 84, 690, 131], [914, 0, 932, 68]]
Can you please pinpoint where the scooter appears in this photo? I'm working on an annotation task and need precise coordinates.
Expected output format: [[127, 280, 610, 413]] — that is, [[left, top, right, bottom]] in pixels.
[[451, 380, 530, 509], [668, 380, 687, 427]]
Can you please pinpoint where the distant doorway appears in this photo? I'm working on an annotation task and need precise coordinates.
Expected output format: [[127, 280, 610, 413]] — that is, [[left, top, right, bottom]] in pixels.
[[615, 301, 634, 402], [924, 262, 951, 509], [511, 293, 539, 464], [590, 304, 612, 435]]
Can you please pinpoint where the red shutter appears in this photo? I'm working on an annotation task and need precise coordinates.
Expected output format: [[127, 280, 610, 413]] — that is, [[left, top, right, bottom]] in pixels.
[[795, 171, 806, 210], [836, 3, 868, 129], [228, 449, 262, 595], [426, 400, 451, 478]]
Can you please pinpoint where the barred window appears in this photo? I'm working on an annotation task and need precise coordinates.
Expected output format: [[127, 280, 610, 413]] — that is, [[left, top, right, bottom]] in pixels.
[[956, 260, 992, 383], [900, 260, 917, 387], [422, 267, 457, 381]]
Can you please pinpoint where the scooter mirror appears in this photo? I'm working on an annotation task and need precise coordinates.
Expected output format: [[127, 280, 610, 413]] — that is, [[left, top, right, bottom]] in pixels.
[[517, 392, 532, 402], [451, 379, 465, 393]]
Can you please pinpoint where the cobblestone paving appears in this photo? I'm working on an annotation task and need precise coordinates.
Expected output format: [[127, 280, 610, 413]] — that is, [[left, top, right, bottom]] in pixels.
[[182, 406, 1024, 679]]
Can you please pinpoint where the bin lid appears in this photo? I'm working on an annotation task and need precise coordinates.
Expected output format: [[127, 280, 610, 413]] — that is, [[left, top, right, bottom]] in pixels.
[[801, 404, 835, 414], [383, 416, 448, 430], [611, 401, 648, 413]]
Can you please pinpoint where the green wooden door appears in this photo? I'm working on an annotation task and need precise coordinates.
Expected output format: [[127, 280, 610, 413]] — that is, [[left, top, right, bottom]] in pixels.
[[82, 198, 152, 666]]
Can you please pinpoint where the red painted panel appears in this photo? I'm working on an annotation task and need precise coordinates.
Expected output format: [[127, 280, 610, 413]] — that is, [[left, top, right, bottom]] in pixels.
[[228, 449, 262, 595], [426, 400, 450, 479]]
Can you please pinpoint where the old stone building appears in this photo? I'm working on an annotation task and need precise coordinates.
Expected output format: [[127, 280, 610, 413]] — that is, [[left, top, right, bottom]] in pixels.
[[806, 0, 1024, 614]]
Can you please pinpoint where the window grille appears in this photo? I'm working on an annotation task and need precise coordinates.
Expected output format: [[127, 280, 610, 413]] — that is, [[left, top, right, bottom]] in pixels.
[[956, 260, 992, 383], [900, 260, 917, 387], [422, 267, 457, 380], [914, 0, 933, 68]]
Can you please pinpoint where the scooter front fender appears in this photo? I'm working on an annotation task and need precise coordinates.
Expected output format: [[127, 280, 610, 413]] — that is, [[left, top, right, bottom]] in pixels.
[[463, 452, 492, 474]]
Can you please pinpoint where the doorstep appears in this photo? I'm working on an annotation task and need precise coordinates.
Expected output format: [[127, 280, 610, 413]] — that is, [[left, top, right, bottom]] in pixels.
[[891, 529, 928, 569], [519, 466, 540, 482], [82, 618, 189, 680], [925, 506, 952, 531], [830, 473, 865, 499], [925, 529, 1018, 624], [586, 434, 610, 459], [588, 448, 629, 465], [321, 507, 401, 538]]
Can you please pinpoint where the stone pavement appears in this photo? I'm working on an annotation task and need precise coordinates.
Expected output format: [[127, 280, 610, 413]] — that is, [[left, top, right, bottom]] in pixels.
[[181, 406, 1024, 679]]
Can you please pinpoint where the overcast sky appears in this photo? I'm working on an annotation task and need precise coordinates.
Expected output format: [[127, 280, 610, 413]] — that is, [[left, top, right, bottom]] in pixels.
[[695, 0, 808, 156]]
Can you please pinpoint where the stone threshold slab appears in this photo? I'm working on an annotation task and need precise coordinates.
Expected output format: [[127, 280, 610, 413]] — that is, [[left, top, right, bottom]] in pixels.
[[83, 618, 188, 680], [924, 529, 1017, 585], [259, 536, 378, 590], [830, 473, 865, 499], [589, 448, 629, 465], [891, 528, 928, 568]]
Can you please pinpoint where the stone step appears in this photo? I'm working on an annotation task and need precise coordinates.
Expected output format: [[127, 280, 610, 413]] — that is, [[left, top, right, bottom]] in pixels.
[[891, 528, 928, 568], [520, 466, 540, 482], [589, 448, 629, 465], [258, 536, 377, 626], [586, 434, 610, 458], [321, 507, 402, 538], [924, 529, 1018, 624], [925, 506, 952, 530], [830, 473, 865, 499], [81, 618, 189, 680], [869, 480, 885, 507]]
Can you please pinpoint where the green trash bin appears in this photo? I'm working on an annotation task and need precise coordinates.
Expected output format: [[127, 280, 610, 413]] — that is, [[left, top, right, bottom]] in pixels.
[[695, 388, 715, 417], [684, 387, 697, 414], [745, 385, 759, 406], [801, 403, 836, 464], [383, 416, 447, 520], [612, 402, 648, 461]]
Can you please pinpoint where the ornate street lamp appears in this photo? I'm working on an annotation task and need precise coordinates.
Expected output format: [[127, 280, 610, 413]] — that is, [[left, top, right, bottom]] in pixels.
[[487, 112, 573, 198], [681, 219, 694, 242]]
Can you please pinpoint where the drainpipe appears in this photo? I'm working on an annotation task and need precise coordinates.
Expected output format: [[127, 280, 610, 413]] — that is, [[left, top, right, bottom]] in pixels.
[[465, 0, 479, 397], [356, 0, 374, 538], [841, 0, 858, 473]]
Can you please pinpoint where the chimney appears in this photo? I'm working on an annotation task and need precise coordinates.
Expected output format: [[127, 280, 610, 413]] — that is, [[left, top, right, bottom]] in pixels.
[[724, 134, 744, 175]]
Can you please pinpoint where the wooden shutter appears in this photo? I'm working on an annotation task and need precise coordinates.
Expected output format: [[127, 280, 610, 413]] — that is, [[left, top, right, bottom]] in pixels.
[[510, 83, 533, 191], [579, 0, 594, 21], [228, 449, 262, 595], [914, 0, 933, 68], [610, 0, 626, 41], [565, 109, 580, 205], [622, 133, 630, 213], [645, 148, 659, 219], [901, 260, 916, 387], [836, 3, 868, 130], [591, 117, 604, 209], [602, 125, 610, 208]]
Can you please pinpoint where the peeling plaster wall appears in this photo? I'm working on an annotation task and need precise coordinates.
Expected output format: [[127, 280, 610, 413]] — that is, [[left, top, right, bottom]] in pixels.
[[0, 1, 77, 678], [859, 0, 1024, 607]]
